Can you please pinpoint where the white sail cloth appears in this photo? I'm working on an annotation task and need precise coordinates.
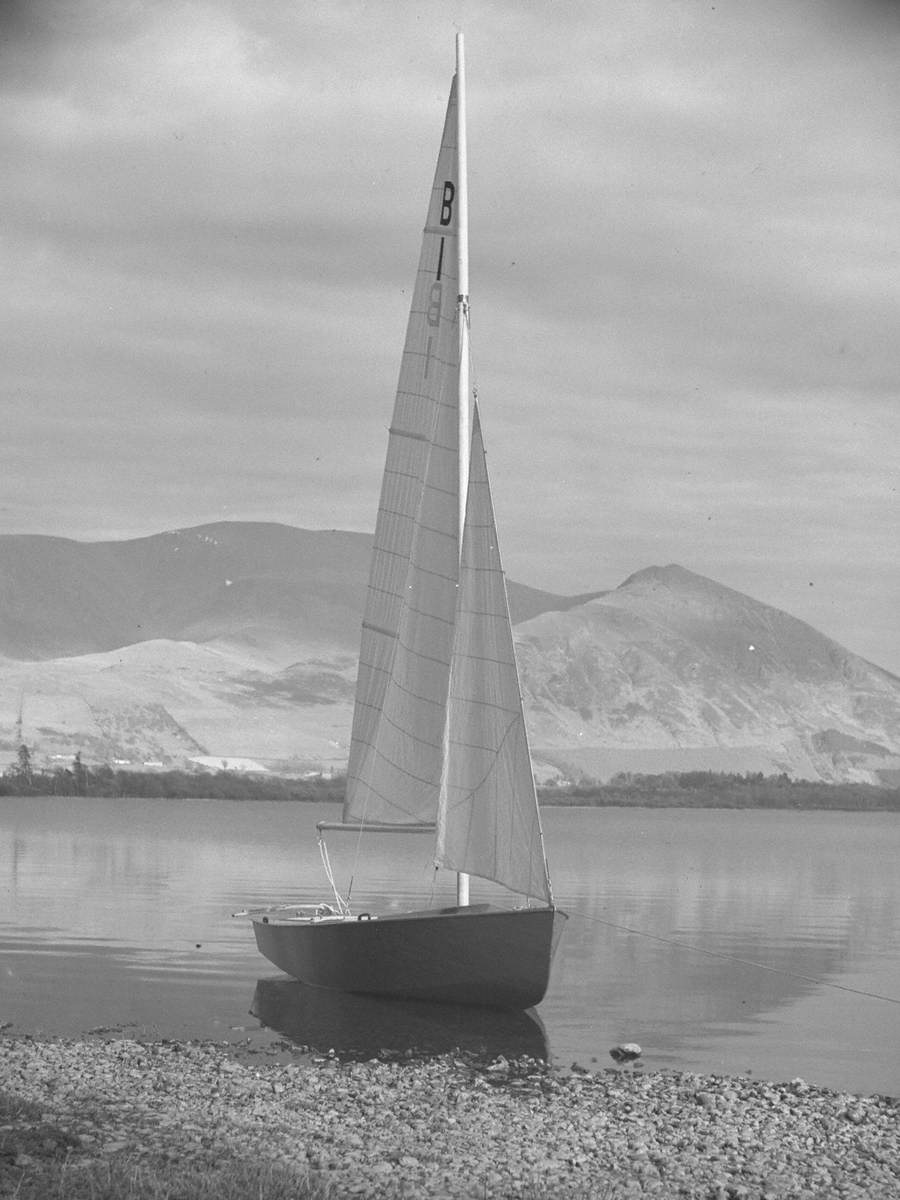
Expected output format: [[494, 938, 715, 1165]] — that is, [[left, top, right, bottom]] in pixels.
[[344, 78, 461, 825], [343, 70, 551, 903], [437, 405, 551, 903]]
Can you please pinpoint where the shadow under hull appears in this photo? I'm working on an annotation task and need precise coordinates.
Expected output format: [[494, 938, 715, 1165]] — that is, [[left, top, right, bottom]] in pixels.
[[250, 976, 549, 1061], [252, 903, 567, 1010]]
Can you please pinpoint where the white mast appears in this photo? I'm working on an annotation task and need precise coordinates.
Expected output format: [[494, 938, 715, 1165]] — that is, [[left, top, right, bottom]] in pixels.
[[456, 31, 470, 548], [455, 31, 471, 908]]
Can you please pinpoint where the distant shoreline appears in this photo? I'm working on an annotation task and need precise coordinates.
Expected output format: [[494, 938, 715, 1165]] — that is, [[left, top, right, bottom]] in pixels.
[[2, 766, 899, 810], [539, 775, 900, 811]]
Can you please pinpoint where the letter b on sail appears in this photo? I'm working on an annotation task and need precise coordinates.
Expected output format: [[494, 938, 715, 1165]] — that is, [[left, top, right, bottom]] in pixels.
[[440, 181, 455, 226]]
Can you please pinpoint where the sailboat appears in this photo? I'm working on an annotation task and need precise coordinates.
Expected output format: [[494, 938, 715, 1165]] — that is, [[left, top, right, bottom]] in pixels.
[[243, 35, 567, 1010]]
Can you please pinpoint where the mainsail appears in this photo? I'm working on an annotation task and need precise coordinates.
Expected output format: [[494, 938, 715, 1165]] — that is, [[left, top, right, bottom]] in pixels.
[[436, 405, 552, 903], [344, 77, 462, 825]]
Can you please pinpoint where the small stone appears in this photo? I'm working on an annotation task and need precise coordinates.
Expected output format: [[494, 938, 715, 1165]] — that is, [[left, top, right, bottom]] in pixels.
[[610, 1043, 642, 1063]]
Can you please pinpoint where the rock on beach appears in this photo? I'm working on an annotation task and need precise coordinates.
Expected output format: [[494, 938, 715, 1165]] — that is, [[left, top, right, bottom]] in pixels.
[[1, 1035, 898, 1198]]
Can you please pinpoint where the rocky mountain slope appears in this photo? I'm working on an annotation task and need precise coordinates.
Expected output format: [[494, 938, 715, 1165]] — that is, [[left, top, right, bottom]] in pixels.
[[516, 565, 900, 785], [1, 525, 898, 784]]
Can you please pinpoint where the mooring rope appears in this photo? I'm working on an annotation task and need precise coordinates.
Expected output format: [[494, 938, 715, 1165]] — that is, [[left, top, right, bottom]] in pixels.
[[568, 907, 900, 1006]]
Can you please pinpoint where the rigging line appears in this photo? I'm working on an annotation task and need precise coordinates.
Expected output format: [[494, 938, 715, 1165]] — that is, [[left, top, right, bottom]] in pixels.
[[346, 751, 379, 905], [317, 832, 350, 916], [568, 908, 900, 1007], [468, 325, 478, 406]]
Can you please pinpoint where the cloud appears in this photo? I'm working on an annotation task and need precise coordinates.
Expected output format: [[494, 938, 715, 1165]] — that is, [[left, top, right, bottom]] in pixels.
[[1, 0, 898, 671]]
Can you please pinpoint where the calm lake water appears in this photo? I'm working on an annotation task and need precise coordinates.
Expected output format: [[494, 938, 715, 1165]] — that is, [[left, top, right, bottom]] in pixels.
[[1, 797, 898, 1097]]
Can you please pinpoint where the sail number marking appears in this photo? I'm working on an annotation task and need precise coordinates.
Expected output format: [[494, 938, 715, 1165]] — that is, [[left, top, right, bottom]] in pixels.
[[440, 181, 455, 226], [424, 182, 454, 374]]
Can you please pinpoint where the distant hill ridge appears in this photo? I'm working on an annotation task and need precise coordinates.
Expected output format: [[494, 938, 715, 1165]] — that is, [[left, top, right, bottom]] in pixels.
[[0, 522, 602, 661], [0, 523, 898, 786]]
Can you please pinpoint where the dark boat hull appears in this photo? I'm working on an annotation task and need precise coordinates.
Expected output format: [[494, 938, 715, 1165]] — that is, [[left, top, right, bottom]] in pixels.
[[252, 903, 567, 1010]]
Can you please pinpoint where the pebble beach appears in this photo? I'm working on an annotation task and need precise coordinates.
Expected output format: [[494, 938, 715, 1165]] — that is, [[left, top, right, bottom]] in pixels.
[[1, 1035, 898, 1198]]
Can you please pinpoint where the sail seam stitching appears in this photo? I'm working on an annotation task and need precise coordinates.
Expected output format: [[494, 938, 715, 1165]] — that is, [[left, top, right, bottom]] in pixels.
[[353, 680, 446, 710], [360, 621, 397, 639]]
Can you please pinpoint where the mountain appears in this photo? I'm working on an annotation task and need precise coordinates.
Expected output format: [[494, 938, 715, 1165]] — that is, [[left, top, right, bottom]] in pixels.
[[515, 565, 900, 786], [0, 523, 595, 662], [0, 524, 372, 662], [1, 525, 898, 785]]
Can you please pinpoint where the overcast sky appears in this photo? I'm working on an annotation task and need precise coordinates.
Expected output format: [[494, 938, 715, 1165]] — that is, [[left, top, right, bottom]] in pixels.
[[3, 0, 898, 673]]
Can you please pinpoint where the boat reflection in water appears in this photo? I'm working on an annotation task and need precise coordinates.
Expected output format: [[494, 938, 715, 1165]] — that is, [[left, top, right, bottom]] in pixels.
[[250, 977, 549, 1062]]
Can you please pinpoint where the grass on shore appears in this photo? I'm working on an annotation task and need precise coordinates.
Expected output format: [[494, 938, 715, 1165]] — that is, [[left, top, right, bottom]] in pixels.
[[0, 1089, 325, 1200], [0, 1089, 630, 1200], [4, 1161, 630, 1200], [3, 1156, 629, 1200], [4, 1160, 324, 1200]]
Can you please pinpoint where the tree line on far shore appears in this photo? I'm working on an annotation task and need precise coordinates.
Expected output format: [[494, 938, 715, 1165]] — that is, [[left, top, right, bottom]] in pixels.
[[2, 744, 898, 810], [542, 769, 900, 810], [0, 744, 343, 802]]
